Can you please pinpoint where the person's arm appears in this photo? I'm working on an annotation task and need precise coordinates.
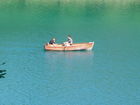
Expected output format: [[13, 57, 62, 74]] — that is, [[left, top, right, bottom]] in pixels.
[[70, 38, 73, 44], [53, 40, 55, 44]]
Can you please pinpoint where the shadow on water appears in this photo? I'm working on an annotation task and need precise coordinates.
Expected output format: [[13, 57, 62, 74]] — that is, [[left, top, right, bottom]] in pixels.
[[16, 0, 26, 9], [0, 62, 7, 78], [0, 62, 6, 66], [0, 70, 6, 78]]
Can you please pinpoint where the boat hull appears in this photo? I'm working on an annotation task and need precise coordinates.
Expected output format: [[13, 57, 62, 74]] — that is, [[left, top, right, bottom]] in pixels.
[[44, 42, 94, 51]]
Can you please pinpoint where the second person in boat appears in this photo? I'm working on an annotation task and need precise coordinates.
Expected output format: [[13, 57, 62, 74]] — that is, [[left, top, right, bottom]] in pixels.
[[63, 35, 73, 46], [67, 35, 73, 45]]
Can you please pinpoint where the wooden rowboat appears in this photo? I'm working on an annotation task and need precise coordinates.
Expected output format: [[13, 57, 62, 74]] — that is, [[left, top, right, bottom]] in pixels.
[[44, 42, 94, 51]]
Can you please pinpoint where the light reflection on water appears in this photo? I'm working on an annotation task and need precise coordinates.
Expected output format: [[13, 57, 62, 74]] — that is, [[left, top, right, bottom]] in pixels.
[[45, 51, 94, 71]]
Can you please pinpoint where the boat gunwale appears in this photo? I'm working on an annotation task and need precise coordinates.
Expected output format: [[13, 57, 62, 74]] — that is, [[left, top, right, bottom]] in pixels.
[[44, 42, 94, 51]]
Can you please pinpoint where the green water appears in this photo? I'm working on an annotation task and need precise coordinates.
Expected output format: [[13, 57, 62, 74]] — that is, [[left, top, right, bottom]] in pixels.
[[0, 0, 140, 105]]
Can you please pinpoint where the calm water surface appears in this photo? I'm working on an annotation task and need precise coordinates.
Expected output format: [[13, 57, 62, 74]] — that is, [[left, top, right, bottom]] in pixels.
[[0, 0, 140, 105]]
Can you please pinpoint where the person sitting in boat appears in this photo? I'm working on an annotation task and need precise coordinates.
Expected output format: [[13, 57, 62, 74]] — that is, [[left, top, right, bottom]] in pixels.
[[63, 35, 73, 46], [67, 35, 73, 45], [49, 38, 56, 44]]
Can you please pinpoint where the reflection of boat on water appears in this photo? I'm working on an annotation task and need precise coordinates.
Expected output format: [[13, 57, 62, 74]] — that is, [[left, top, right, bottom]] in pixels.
[[45, 50, 94, 60], [45, 49, 94, 70], [44, 42, 94, 51]]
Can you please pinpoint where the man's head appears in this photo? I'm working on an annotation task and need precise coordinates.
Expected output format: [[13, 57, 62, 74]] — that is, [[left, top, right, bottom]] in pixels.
[[53, 38, 55, 41]]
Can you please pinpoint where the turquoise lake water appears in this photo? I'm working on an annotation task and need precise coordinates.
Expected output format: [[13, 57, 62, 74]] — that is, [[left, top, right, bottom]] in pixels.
[[0, 0, 140, 105]]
